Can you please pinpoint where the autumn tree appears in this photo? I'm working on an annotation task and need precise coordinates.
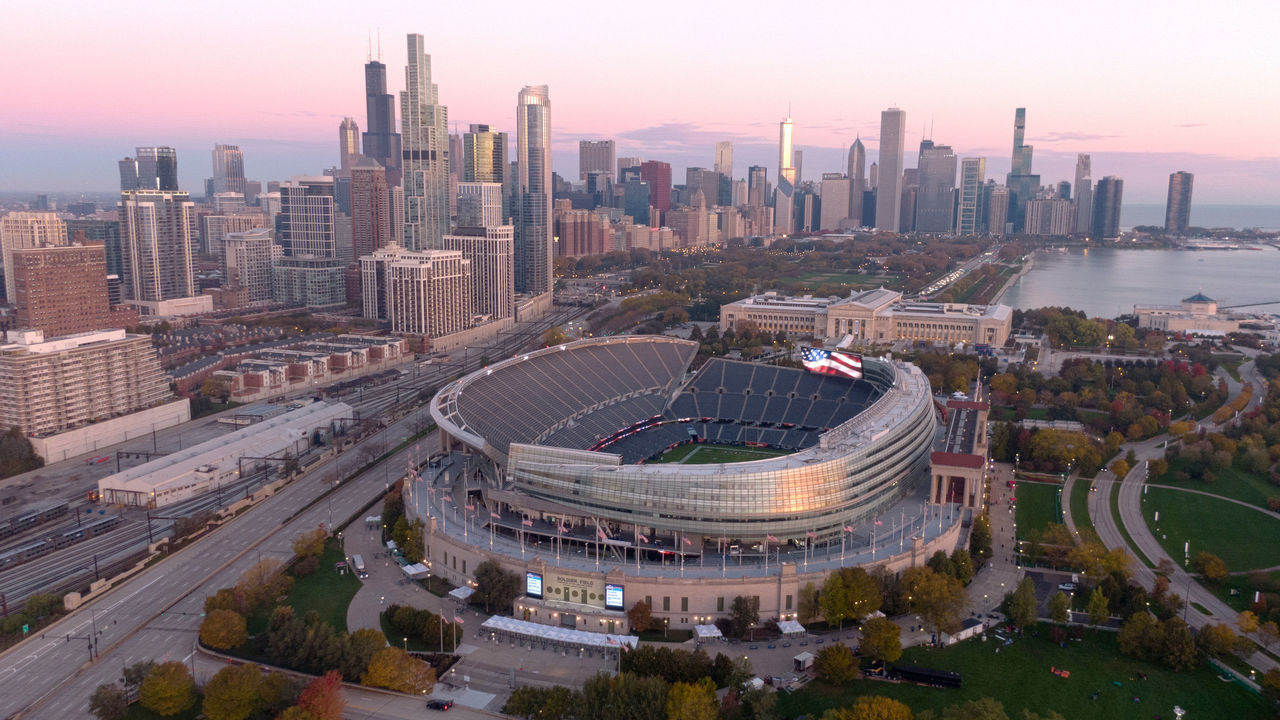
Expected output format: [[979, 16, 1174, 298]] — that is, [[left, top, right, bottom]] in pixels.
[[1086, 588, 1110, 626], [473, 559, 521, 613], [859, 617, 902, 663], [89, 683, 127, 720], [628, 599, 655, 632], [1192, 552, 1229, 582], [813, 643, 859, 684], [666, 678, 718, 720], [1197, 623, 1239, 659], [901, 567, 966, 636], [1258, 621, 1280, 650], [1237, 610, 1259, 635], [798, 581, 820, 623], [203, 663, 263, 720], [291, 526, 328, 559], [200, 609, 248, 650], [1005, 578, 1038, 629], [1118, 612, 1161, 658], [822, 695, 913, 720], [969, 514, 992, 568], [1110, 459, 1130, 480], [1047, 591, 1070, 625], [297, 670, 345, 720], [362, 647, 435, 694], [138, 661, 197, 717]]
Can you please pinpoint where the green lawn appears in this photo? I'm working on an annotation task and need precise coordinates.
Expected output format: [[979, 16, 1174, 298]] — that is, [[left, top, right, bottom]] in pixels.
[[247, 538, 362, 635], [1142, 486, 1280, 572], [651, 443, 792, 465], [775, 630, 1267, 720], [1212, 570, 1280, 612], [1068, 478, 1099, 544], [1151, 456, 1277, 510], [789, 271, 892, 284], [1015, 482, 1061, 540]]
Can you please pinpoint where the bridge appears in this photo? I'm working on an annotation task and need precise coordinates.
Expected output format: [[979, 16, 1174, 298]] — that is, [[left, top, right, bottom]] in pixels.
[[1219, 300, 1280, 309]]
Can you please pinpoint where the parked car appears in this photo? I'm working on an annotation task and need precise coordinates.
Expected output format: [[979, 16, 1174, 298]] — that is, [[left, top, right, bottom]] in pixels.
[[427, 699, 454, 710]]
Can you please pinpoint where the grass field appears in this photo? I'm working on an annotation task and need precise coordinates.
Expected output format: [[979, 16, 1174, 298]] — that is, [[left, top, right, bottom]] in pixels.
[[787, 271, 893, 285], [247, 538, 362, 635], [1151, 456, 1277, 510], [1015, 482, 1061, 540], [1068, 477, 1099, 543], [1141, 486, 1280, 572], [775, 630, 1267, 720], [651, 443, 792, 465]]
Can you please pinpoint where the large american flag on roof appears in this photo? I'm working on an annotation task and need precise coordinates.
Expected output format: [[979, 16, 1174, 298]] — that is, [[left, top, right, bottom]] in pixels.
[[801, 347, 863, 380]]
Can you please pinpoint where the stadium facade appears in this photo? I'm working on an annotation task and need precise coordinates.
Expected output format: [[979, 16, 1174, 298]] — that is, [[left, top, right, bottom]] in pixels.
[[421, 336, 969, 632]]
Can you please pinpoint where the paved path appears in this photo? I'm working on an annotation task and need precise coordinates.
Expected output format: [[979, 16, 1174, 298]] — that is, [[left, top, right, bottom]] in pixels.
[[966, 463, 1023, 615], [1059, 473, 1079, 536]]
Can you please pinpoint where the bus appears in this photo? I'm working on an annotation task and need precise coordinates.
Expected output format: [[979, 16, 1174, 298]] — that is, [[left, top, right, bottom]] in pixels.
[[352, 554, 367, 578]]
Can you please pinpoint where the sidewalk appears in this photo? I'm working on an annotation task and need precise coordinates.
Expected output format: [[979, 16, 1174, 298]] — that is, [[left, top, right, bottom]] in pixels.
[[966, 463, 1023, 616]]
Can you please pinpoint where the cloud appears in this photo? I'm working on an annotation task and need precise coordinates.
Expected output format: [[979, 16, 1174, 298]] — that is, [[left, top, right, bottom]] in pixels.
[[617, 122, 765, 147], [1176, 122, 1208, 128], [1030, 131, 1120, 144]]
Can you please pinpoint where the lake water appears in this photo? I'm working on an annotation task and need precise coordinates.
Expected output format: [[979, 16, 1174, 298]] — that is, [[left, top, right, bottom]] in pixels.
[[999, 246, 1280, 319], [1121, 204, 1280, 231]]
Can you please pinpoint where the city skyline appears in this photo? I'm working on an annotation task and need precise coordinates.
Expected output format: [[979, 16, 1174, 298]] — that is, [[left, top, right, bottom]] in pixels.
[[2, 1, 1278, 203]]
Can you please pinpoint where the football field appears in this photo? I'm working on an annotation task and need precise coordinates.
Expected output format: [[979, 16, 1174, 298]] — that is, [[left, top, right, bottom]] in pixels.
[[653, 443, 792, 464]]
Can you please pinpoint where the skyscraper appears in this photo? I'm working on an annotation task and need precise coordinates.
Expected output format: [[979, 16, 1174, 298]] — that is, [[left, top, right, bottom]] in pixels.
[[401, 34, 450, 250], [1, 211, 67, 302], [119, 147, 178, 192], [362, 59, 402, 186], [1074, 154, 1092, 234], [747, 165, 768, 208], [875, 108, 906, 233], [640, 161, 672, 216], [457, 182, 505, 229], [957, 158, 986, 235], [774, 116, 796, 235], [847, 136, 866, 225], [211, 144, 246, 195], [118, 190, 196, 301], [578, 140, 615, 182], [339, 118, 361, 172], [462, 124, 508, 183], [1165, 171, 1194, 234], [915, 140, 957, 233], [515, 84, 552, 296], [715, 141, 733, 179], [443, 226, 514, 321], [11, 244, 114, 338], [1005, 108, 1040, 232], [223, 228, 275, 303], [819, 174, 851, 231], [279, 177, 337, 257], [1091, 176, 1124, 239], [351, 158, 392, 259]]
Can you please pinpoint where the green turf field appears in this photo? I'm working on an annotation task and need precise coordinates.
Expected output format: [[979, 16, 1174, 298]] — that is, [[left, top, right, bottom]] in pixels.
[[1151, 456, 1277, 510], [1142, 485, 1280, 572], [1015, 481, 1062, 540], [651, 442, 792, 464], [776, 630, 1267, 720]]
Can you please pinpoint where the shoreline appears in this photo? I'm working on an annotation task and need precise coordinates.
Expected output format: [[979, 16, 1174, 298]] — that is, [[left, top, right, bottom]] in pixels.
[[991, 253, 1034, 305]]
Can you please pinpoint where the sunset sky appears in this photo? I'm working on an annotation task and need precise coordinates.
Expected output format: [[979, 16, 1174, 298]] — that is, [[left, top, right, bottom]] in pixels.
[[3, 0, 1277, 203]]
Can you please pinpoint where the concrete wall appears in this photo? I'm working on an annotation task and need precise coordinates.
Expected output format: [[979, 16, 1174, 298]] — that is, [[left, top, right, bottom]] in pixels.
[[426, 316, 516, 353], [31, 399, 191, 463]]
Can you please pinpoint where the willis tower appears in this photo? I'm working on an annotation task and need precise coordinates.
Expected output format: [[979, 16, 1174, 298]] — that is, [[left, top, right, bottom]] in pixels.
[[362, 59, 402, 187]]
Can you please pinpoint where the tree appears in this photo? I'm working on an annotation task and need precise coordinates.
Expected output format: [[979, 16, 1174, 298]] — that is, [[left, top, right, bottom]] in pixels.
[[275, 708, 316, 720], [1086, 588, 1110, 626], [1047, 591, 1070, 625], [200, 609, 248, 650], [291, 526, 328, 559], [1118, 612, 1159, 658], [901, 567, 966, 636], [89, 683, 127, 720], [628, 599, 655, 632], [361, 647, 435, 694], [1006, 578, 1038, 629], [1109, 459, 1130, 480], [927, 550, 956, 579], [822, 696, 913, 720], [1258, 621, 1280, 650], [121, 660, 156, 696], [843, 567, 884, 622], [1197, 623, 1239, 659], [820, 571, 849, 629], [798, 582, 820, 623], [297, 670, 344, 720], [859, 617, 902, 663], [1237, 610, 1260, 635], [666, 678, 718, 720], [1192, 552, 1229, 582], [1262, 668, 1280, 705], [138, 661, 196, 717], [203, 663, 263, 720], [729, 596, 760, 638], [936, 698, 1009, 720], [813, 643, 859, 684], [969, 514, 992, 568], [473, 559, 521, 613], [341, 627, 388, 681], [542, 327, 567, 346], [504, 686, 580, 720], [949, 548, 975, 585], [580, 671, 668, 720], [1160, 617, 1198, 671]]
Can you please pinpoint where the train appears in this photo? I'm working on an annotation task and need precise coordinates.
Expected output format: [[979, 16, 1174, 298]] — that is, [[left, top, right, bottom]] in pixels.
[[0, 501, 70, 541], [0, 513, 123, 571]]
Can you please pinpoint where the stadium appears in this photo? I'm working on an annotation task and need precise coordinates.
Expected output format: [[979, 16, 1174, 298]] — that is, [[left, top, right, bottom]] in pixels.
[[420, 336, 968, 631]]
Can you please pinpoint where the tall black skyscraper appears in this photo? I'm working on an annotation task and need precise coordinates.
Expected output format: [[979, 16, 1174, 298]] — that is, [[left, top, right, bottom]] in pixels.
[[1091, 176, 1124, 239], [362, 60, 402, 187], [1165, 171, 1193, 234], [1005, 108, 1040, 232]]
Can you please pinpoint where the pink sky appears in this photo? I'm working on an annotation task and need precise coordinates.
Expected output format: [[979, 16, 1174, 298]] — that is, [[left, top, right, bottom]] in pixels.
[[2, 0, 1278, 202]]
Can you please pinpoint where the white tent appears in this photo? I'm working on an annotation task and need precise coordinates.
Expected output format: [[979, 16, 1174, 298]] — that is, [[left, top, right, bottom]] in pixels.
[[693, 624, 723, 639], [448, 586, 476, 601], [401, 563, 430, 580], [777, 619, 805, 636], [480, 615, 638, 649]]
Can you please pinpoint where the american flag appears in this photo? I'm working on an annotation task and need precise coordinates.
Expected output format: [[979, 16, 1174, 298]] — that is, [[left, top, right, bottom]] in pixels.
[[682, 536, 692, 546], [766, 534, 779, 542], [558, 524, 569, 534], [801, 347, 863, 380], [806, 530, 817, 538], [490, 512, 501, 519], [638, 534, 649, 543], [598, 529, 609, 540], [522, 519, 534, 527], [843, 525, 854, 533]]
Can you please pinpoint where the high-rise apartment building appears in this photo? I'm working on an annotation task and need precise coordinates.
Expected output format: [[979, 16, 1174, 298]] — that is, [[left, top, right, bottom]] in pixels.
[[65, 217, 122, 278], [443, 227, 514, 320], [617, 157, 642, 178], [271, 256, 347, 308], [211, 144, 247, 195], [1, 211, 67, 301], [400, 34, 450, 250], [639, 161, 672, 217], [516, 85, 552, 296], [957, 158, 986, 235], [1165, 171, 1194, 234], [1074, 154, 1092, 234], [224, 228, 275, 302], [622, 179, 651, 225], [1005, 108, 1040, 232], [457, 182, 504, 229], [118, 190, 196, 301], [916, 140, 957, 233], [875, 108, 906, 233], [119, 147, 179, 192], [11, 244, 113, 337], [747, 165, 768, 208], [1025, 198, 1076, 236], [361, 244, 471, 335], [339, 117, 361, 171], [774, 117, 796, 235], [686, 167, 720, 208], [985, 183, 1010, 236], [554, 202, 610, 257], [202, 212, 266, 260], [848, 136, 866, 225], [462, 124, 508, 183], [279, 177, 337, 257], [351, 158, 392, 259], [1091, 176, 1124, 239], [819, 174, 851, 231], [714, 142, 733, 179], [579, 140, 615, 182], [363, 60, 402, 187], [0, 329, 169, 437]]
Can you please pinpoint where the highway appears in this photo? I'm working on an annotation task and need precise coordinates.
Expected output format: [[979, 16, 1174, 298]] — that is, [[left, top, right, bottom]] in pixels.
[[0, 304, 588, 719]]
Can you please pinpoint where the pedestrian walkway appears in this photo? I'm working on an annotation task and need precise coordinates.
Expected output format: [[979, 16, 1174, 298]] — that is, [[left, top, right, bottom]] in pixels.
[[965, 462, 1023, 616]]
